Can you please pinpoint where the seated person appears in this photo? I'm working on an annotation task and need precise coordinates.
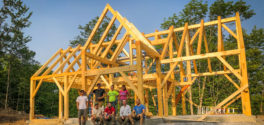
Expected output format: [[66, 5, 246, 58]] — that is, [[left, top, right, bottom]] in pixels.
[[91, 102, 103, 125], [103, 102, 115, 125], [119, 100, 134, 125], [132, 99, 145, 125]]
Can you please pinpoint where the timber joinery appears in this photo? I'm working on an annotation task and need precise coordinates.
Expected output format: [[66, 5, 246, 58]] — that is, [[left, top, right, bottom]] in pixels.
[[30, 4, 251, 122]]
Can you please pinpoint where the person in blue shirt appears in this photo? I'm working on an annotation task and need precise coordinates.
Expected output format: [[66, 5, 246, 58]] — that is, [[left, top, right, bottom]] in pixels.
[[132, 99, 145, 125]]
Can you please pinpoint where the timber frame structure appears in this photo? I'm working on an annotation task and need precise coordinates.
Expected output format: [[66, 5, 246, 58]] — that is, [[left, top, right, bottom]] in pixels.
[[30, 4, 251, 122]]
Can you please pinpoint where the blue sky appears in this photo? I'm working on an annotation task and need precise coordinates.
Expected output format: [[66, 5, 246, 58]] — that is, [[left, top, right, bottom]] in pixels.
[[23, 0, 264, 64]]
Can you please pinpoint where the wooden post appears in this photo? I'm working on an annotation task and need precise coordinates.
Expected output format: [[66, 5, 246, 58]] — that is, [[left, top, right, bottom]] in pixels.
[[30, 80, 35, 120], [235, 12, 252, 116], [182, 93, 186, 115], [81, 50, 87, 90], [135, 41, 144, 104], [172, 88, 177, 116], [59, 88, 63, 120], [163, 82, 168, 116], [64, 76, 69, 120], [185, 23, 193, 115], [156, 59, 164, 116], [145, 89, 149, 113]]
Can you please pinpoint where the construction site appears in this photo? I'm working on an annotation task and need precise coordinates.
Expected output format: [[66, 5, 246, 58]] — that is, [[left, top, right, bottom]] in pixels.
[[27, 3, 260, 125]]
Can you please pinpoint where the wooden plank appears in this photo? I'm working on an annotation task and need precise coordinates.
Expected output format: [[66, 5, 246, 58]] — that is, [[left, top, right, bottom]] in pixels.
[[42, 47, 72, 76], [83, 6, 108, 49], [217, 56, 242, 80], [86, 52, 120, 66], [53, 45, 81, 74], [110, 34, 128, 61], [30, 80, 35, 120], [85, 65, 137, 76], [190, 28, 200, 45], [222, 24, 238, 40], [135, 41, 144, 104], [161, 49, 241, 64], [66, 74, 78, 92], [198, 85, 248, 121], [100, 75, 111, 89], [33, 49, 62, 77], [93, 16, 117, 54], [65, 53, 81, 72], [119, 71, 139, 96], [203, 32, 212, 72], [144, 17, 236, 38], [224, 74, 240, 89], [191, 69, 240, 77], [223, 94, 241, 108]]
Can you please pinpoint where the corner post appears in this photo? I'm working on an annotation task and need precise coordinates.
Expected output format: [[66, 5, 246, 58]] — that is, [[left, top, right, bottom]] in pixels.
[[156, 58, 164, 116], [135, 41, 144, 104], [30, 80, 35, 120], [235, 12, 251, 116]]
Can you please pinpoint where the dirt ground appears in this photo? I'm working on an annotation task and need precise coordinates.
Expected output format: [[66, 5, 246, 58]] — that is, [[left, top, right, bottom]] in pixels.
[[0, 108, 28, 125], [0, 108, 263, 125]]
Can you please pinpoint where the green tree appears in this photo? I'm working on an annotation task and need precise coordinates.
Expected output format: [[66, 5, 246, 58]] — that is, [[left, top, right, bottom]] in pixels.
[[70, 16, 117, 47]]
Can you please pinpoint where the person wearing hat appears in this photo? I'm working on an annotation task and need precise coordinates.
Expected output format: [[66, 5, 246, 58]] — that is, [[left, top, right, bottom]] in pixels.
[[91, 102, 104, 125], [93, 83, 106, 108], [76, 90, 88, 125]]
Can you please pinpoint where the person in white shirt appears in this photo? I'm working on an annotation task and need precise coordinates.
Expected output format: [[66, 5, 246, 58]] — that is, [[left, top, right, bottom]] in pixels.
[[76, 90, 88, 125], [118, 100, 134, 125], [91, 102, 103, 125]]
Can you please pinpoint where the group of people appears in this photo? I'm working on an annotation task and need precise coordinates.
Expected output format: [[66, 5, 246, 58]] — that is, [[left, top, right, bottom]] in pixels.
[[76, 83, 145, 125]]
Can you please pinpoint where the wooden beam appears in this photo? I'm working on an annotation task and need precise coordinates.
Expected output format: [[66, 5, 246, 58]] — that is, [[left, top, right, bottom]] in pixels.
[[64, 76, 69, 120], [52, 77, 65, 96], [198, 85, 248, 121], [161, 26, 174, 59], [33, 49, 62, 77], [86, 52, 120, 66], [161, 49, 241, 64], [53, 45, 81, 74], [156, 59, 164, 116], [85, 65, 137, 76], [83, 6, 108, 49], [223, 94, 241, 108], [135, 41, 144, 104], [217, 56, 242, 80], [119, 71, 139, 96], [32, 79, 43, 98], [224, 74, 240, 89]]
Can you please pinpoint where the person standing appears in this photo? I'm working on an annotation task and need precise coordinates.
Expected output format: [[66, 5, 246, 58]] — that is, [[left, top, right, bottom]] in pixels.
[[119, 85, 129, 106], [103, 102, 115, 125], [93, 83, 106, 108], [76, 90, 88, 125], [132, 99, 145, 125], [107, 85, 119, 109], [91, 102, 104, 125], [119, 100, 134, 125]]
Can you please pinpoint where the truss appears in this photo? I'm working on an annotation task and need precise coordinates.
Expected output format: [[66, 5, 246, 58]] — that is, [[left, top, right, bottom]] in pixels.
[[30, 4, 251, 122]]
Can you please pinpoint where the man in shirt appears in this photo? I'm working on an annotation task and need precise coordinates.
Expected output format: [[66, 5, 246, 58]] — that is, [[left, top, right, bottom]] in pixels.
[[103, 102, 115, 125], [76, 90, 88, 125], [91, 102, 103, 125], [132, 99, 145, 125], [107, 85, 119, 110], [93, 83, 106, 108], [119, 100, 134, 125]]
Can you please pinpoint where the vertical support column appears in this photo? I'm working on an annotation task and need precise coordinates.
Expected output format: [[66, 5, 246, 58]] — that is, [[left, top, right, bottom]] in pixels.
[[135, 41, 144, 104], [64, 76, 69, 120], [81, 50, 87, 91], [163, 82, 168, 116], [185, 23, 193, 115], [182, 93, 186, 115], [172, 88, 177, 116], [59, 88, 63, 120], [235, 12, 252, 116], [145, 89, 149, 113], [30, 80, 35, 120], [156, 59, 164, 116]]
